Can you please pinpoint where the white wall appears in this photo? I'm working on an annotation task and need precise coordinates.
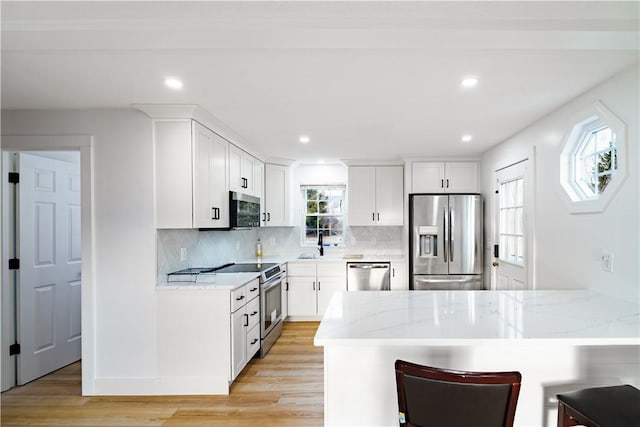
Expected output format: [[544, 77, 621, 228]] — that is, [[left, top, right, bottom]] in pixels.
[[482, 64, 639, 302], [1, 109, 157, 393]]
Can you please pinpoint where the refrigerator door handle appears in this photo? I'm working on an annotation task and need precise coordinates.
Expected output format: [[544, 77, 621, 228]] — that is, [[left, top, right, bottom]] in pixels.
[[449, 208, 454, 262], [443, 208, 448, 263], [415, 278, 475, 284]]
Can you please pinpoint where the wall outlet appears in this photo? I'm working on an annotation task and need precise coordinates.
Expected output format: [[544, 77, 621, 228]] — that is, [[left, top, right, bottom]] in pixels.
[[180, 247, 187, 262], [601, 251, 613, 273]]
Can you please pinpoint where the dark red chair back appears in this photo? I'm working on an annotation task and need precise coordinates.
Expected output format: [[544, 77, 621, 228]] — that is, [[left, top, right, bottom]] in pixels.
[[395, 360, 522, 427]]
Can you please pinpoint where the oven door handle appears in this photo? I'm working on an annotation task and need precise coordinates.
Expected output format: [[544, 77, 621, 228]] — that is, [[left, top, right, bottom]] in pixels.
[[261, 277, 283, 292]]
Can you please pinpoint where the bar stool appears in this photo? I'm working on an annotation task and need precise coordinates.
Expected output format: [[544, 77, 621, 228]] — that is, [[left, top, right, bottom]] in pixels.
[[557, 384, 640, 427]]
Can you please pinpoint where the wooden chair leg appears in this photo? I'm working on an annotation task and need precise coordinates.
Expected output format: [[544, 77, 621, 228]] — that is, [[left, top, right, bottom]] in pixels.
[[557, 402, 578, 427]]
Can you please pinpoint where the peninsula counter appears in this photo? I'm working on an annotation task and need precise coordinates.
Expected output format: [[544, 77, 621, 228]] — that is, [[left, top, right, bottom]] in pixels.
[[314, 290, 640, 427]]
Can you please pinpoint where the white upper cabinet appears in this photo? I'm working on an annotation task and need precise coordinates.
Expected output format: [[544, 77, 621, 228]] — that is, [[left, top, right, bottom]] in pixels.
[[193, 122, 229, 228], [348, 166, 404, 226], [229, 144, 264, 198], [412, 161, 479, 193], [264, 164, 291, 227], [253, 160, 264, 203], [154, 119, 229, 229]]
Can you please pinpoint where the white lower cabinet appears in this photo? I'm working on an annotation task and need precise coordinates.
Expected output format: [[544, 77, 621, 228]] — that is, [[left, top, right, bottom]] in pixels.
[[230, 279, 260, 381], [316, 276, 346, 315], [390, 260, 408, 290], [281, 264, 288, 320], [287, 276, 317, 317], [287, 262, 346, 319]]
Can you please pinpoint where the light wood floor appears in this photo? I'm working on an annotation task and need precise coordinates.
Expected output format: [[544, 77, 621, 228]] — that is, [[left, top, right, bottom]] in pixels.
[[1, 321, 323, 426]]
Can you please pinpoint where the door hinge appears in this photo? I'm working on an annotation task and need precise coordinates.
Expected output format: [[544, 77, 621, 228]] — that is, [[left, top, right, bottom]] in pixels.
[[9, 343, 20, 356], [8, 258, 20, 270], [8, 172, 19, 184]]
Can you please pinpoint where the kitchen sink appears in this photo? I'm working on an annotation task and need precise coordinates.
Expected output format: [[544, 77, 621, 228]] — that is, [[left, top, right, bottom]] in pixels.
[[297, 253, 317, 259]]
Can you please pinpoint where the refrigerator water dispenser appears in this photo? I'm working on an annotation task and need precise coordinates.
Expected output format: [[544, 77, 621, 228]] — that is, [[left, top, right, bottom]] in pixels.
[[418, 226, 438, 258]]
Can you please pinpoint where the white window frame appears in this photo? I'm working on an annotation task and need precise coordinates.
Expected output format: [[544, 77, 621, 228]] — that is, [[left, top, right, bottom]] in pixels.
[[300, 185, 347, 247], [559, 101, 628, 214]]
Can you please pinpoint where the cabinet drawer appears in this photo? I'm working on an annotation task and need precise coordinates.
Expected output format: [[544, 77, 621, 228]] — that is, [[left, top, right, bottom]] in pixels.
[[287, 262, 317, 277], [318, 262, 347, 278], [246, 296, 260, 329], [231, 285, 248, 312], [247, 325, 261, 359], [246, 278, 260, 301]]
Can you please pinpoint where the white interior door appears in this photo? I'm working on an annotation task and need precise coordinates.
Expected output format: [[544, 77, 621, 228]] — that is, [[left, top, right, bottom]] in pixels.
[[493, 161, 529, 290], [17, 152, 82, 384]]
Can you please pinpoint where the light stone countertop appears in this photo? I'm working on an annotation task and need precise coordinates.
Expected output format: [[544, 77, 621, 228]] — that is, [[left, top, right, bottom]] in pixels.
[[241, 254, 407, 264], [156, 272, 260, 290], [314, 290, 640, 346]]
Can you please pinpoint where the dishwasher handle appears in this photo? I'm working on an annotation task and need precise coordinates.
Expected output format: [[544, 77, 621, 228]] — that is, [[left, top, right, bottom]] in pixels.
[[348, 264, 390, 269]]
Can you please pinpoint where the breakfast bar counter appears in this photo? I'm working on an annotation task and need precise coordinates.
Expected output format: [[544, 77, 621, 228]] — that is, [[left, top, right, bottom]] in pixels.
[[314, 290, 640, 427]]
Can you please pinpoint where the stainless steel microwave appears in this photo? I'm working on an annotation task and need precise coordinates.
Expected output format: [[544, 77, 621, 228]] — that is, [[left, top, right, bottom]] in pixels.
[[229, 191, 261, 229]]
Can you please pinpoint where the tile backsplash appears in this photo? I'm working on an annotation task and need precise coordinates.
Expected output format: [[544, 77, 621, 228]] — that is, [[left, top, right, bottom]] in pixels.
[[157, 226, 405, 283]]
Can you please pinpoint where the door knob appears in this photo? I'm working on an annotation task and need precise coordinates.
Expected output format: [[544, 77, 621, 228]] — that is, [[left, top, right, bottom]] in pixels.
[[492, 261, 499, 267]]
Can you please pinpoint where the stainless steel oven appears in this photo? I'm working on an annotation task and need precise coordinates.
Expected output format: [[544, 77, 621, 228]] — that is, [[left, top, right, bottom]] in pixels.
[[260, 272, 283, 357]]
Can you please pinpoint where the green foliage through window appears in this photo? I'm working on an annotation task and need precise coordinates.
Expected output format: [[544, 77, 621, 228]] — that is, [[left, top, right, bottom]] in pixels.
[[576, 125, 617, 197]]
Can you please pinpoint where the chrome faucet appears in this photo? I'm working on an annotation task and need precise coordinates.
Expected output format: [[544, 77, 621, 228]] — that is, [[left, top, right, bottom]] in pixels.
[[318, 232, 324, 256]]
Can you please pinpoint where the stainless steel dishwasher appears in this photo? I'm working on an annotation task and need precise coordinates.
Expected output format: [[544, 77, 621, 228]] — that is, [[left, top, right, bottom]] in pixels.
[[347, 262, 391, 291]]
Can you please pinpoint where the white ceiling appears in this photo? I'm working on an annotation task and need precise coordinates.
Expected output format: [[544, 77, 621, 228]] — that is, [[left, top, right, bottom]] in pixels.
[[2, 1, 638, 163]]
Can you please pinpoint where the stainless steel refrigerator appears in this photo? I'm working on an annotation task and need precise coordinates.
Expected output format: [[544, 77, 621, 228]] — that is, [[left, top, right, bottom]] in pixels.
[[410, 194, 483, 290]]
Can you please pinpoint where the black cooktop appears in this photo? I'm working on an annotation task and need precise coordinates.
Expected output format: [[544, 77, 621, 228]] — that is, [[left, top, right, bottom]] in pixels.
[[215, 263, 278, 273]]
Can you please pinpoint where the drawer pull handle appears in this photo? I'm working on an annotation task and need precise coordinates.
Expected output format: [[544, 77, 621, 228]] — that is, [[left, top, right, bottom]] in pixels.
[[251, 311, 258, 316], [250, 338, 258, 345], [244, 314, 249, 327], [236, 295, 245, 301], [250, 287, 258, 292]]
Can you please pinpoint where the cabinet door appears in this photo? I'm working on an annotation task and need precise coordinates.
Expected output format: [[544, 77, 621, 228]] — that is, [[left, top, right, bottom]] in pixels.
[[246, 296, 260, 329], [241, 152, 253, 193], [348, 167, 376, 226], [228, 144, 244, 193], [281, 268, 288, 320], [445, 162, 479, 193], [209, 131, 229, 227], [246, 324, 261, 360], [375, 166, 404, 226], [154, 120, 193, 228], [193, 122, 217, 228], [287, 277, 317, 316], [390, 261, 408, 290], [231, 307, 247, 380], [412, 162, 445, 193], [317, 277, 346, 316], [252, 158, 264, 200], [264, 164, 290, 227]]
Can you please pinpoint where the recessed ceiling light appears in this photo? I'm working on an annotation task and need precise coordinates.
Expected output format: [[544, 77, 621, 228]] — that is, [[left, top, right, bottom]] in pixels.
[[299, 135, 310, 144], [164, 77, 183, 90], [461, 134, 473, 142], [461, 77, 478, 88]]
